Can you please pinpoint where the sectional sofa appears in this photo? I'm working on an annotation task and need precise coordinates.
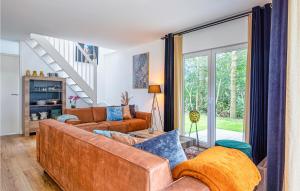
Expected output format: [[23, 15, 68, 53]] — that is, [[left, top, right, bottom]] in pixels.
[[37, 119, 209, 191], [63, 107, 151, 133]]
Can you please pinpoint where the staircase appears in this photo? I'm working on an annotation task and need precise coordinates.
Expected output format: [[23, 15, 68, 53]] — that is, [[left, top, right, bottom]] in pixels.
[[26, 34, 97, 105]]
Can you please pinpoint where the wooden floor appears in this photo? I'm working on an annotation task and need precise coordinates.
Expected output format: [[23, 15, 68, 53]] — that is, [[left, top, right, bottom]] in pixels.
[[0, 135, 61, 191]]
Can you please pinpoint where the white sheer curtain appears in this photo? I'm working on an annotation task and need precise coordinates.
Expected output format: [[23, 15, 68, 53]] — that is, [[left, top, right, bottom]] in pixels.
[[284, 0, 300, 190]]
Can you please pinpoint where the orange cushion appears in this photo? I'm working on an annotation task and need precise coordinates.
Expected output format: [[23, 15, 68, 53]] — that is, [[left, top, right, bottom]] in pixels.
[[92, 107, 107, 122]]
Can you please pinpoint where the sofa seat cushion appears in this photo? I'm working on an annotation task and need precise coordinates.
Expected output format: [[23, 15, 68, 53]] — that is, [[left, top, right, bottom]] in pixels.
[[64, 108, 94, 123], [75, 122, 108, 132], [107, 121, 129, 133], [92, 107, 107, 122], [126, 118, 148, 132]]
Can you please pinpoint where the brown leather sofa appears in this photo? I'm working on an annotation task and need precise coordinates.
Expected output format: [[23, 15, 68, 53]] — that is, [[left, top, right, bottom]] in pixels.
[[63, 107, 151, 133], [37, 119, 210, 191]]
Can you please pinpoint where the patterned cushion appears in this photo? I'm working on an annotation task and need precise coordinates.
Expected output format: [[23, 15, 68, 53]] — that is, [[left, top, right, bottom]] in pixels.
[[122, 105, 132, 119], [106, 106, 123, 121], [134, 129, 187, 169], [111, 132, 144, 145], [129, 105, 136, 118]]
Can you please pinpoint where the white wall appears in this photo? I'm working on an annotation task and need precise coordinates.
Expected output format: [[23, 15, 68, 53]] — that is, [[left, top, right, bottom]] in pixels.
[[0, 39, 19, 55], [100, 17, 248, 131], [183, 17, 248, 54], [20, 41, 89, 108], [100, 40, 165, 130]]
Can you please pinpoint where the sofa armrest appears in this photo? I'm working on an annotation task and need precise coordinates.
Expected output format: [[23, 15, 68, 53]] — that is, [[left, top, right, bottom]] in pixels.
[[163, 177, 209, 191], [65, 119, 81, 125], [135, 111, 151, 128]]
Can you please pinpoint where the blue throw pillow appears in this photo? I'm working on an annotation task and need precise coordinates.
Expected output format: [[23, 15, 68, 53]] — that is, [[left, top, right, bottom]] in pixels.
[[106, 106, 123, 121], [134, 129, 187, 169], [93, 130, 112, 138]]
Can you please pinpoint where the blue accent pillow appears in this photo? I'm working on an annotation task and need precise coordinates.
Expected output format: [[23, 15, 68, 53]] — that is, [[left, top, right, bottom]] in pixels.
[[93, 130, 112, 138], [134, 129, 187, 169], [106, 106, 123, 121]]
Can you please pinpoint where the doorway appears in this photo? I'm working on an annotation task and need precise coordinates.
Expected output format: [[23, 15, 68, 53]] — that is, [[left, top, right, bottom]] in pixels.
[[183, 43, 247, 147], [0, 54, 21, 135]]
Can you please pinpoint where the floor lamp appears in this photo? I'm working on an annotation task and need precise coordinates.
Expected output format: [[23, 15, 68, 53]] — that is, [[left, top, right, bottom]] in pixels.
[[148, 85, 163, 131]]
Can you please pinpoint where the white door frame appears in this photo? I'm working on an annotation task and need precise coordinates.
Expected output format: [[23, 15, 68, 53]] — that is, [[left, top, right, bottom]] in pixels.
[[182, 50, 211, 148], [182, 43, 248, 147]]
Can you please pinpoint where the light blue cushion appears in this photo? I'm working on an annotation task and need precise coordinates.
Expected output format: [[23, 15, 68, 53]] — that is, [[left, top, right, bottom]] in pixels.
[[93, 130, 112, 138], [57, 114, 78, 122], [134, 129, 187, 169], [106, 106, 123, 121]]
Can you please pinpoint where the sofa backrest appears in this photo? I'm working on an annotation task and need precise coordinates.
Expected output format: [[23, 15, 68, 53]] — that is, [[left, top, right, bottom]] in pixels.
[[64, 107, 94, 123], [92, 107, 107, 122], [37, 119, 173, 191]]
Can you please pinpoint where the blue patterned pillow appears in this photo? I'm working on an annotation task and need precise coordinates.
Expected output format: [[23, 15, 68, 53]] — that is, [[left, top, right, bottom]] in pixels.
[[106, 106, 123, 121], [134, 129, 187, 169]]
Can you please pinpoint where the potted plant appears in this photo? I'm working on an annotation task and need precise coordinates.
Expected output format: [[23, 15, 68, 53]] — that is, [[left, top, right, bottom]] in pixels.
[[68, 95, 80, 108]]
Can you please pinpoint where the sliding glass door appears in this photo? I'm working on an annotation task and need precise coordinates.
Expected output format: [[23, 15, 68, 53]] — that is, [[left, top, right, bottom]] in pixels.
[[183, 44, 247, 147], [183, 51, 210, 147]]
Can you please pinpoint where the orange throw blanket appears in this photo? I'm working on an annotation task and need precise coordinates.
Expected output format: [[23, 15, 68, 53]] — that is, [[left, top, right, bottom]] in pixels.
[[173, 146, 261, 191]]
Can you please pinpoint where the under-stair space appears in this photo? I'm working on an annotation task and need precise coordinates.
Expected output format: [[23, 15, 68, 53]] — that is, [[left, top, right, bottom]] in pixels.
[[26, 34, 98, 105]]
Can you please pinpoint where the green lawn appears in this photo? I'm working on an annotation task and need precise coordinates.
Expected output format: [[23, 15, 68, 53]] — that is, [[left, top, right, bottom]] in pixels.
[[184, 113, 243, 134]]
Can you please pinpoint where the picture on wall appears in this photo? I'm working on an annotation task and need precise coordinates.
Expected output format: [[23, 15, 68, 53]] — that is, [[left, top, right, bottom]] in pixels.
[[76, 43, 98, 64], [133, 52, 149, 89]]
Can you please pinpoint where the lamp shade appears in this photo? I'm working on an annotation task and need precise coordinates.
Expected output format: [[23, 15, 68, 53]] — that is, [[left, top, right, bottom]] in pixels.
[[148, 85, 161, 93]]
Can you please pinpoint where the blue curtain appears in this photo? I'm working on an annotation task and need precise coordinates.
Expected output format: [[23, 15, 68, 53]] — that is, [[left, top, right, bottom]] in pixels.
[[249, 4, 271, 165], [164, 34, 174, 132], [267, 0, 288, 190]]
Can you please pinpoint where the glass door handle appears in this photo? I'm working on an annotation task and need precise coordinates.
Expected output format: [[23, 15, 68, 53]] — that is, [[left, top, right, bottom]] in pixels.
[[11, 93, 19, 96]]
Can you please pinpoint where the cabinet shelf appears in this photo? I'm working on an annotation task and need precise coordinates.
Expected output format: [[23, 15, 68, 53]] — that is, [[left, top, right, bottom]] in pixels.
[[23, 76, 66, 136], [30, 104, 62, 107], [30, 90, 62, 93]]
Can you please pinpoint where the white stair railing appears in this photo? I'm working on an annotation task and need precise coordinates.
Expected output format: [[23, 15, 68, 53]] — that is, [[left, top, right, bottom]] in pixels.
[[29, 34, 98, 104], [44, 36, 97, 92]]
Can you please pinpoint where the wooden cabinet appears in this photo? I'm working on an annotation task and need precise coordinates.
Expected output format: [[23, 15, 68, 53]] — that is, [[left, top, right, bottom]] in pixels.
[[22, 76, 66, 136]]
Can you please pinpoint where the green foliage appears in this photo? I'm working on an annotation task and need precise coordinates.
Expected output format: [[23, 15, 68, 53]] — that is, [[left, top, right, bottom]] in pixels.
[[184, 113, 243, 133], [184, 48, 247, 119]]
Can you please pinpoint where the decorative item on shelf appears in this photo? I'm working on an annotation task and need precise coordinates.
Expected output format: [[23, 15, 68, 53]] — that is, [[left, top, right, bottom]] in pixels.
[[39, 112, 48, 120], [51, 109, 62, 119], [188, 110, 200, 149], [148, 85, 163, 133], [36, 100, 46, 105], [39, 71, 45, 77], [31, 113, 39, 121], [48, 72, 58, 77], [32, 70, 38, 77], [68, 96, 80, 108], [25, 70, 31, 77], [47, 99, 58, 105], [121, 91, 133, 106]]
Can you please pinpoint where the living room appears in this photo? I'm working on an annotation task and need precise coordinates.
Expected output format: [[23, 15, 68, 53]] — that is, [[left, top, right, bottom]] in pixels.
[[1, 0, 299, 191]]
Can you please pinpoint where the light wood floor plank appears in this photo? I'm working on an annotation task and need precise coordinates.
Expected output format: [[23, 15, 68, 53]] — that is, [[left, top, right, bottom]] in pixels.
[[0, 135, 61, 191]]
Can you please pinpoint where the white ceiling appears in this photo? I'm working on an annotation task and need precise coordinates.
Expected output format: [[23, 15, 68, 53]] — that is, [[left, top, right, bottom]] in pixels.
[[1, 0, 270, 50]]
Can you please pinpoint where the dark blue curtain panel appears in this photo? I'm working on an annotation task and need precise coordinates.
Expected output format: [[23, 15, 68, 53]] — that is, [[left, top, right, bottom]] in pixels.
[[249, 4, 272, 165], [267, 0, 288, 190], [164, 34, 175, 132]]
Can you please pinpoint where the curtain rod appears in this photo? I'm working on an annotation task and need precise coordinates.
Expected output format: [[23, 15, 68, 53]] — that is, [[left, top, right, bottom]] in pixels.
[[161, 10, 252, 39]]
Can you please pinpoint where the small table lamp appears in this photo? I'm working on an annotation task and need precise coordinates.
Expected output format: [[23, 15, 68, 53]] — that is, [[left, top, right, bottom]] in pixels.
[[148, 85, 163, 131]]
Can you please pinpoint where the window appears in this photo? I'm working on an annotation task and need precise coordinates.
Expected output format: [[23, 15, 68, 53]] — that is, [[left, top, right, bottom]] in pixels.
[[183, 43, 247, 147]]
